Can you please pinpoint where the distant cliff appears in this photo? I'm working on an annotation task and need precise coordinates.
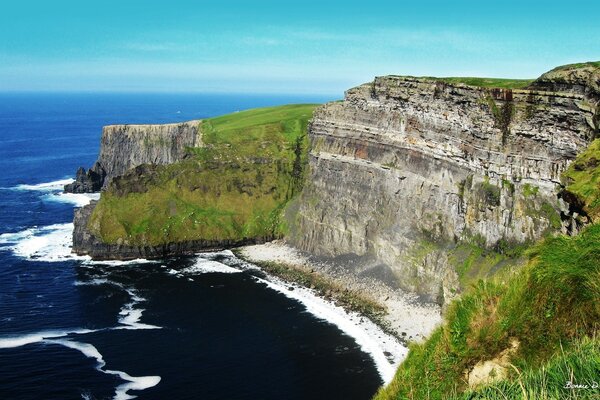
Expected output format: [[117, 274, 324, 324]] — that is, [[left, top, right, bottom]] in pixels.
[[65, 120, 201, 192], [286, 63, 599, 302]]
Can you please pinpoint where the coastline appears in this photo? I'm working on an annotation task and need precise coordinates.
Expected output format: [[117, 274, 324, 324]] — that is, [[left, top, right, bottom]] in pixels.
[[235, 240, 442, 343]]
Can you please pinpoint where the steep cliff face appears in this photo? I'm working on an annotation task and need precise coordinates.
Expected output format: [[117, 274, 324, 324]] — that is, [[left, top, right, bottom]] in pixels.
[[65, 120, 201, 192], [287, 67, 599, 302], [71, 105, 316, 259]]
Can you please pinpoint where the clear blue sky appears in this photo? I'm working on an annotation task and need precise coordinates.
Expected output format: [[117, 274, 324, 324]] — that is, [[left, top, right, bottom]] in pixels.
[[1, 0, 599, 95]]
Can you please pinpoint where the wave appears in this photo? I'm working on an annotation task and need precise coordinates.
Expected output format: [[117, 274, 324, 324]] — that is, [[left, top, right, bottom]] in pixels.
[[166, 252, 406, 383], [0, 281, 161, 398], [12, 178, 74, 191], [6, 177, 99, 207], [254, 275, 407, 383], [0, 329, 96, 349], [45, 339, 161, 400], [82, 258, 160, 267], [42, 192, 100, 207], [0, 223, 90, 262], [74, 278, 161, 331]]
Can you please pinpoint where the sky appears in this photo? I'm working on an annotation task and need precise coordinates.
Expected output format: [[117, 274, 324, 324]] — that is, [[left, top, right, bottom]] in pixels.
[[1, 0, 599, 95]]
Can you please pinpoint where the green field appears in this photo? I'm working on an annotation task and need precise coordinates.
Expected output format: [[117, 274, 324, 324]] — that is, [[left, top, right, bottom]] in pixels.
[[88, 104, 318, 246]]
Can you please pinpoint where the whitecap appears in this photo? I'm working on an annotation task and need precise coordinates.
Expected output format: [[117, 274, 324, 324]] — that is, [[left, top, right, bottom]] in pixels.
[[82, 258, 159, 267], [0, 328, 96, 349], [254, 275, 407, 384], [178, 258, 241, 275], [42, 192, 100, 207], [74, 278, 110, 287], [13, 178, 74, 191], [0, 223, 89, 262], [45, 339, 161, 400]]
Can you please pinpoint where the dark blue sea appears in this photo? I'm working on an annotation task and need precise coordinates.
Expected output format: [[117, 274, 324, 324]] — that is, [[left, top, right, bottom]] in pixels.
[[0, 93, 399, 400]]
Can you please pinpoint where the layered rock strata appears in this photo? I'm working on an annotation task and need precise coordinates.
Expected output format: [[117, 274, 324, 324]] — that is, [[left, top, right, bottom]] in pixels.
[[287, 68, 599, 302], [65, 120, 201, 192]]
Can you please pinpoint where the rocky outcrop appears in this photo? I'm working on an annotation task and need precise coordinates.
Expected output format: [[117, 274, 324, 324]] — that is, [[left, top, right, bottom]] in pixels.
[[73, 201, 272, 260], [286, 68, 599, 302], [64, 164, 106, 193], [65, 120, 201, 192]]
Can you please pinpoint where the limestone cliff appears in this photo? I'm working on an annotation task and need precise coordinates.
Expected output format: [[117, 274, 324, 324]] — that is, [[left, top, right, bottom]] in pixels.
[[286, 65, 599, 303], [65, 120, 201, 192]]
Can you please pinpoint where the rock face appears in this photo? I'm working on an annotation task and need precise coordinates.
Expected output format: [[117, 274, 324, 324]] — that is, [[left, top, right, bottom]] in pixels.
[[64, 164, 106, 193], [286, 69, 599, 302], [65, 120, 201, 192]]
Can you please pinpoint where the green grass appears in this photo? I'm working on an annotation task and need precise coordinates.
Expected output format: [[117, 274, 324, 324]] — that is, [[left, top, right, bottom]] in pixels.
[[562, 138, 600, 220], [456, 335, 600, 400], [431, 77, 534, 89], [549, 61, 600, 72], [89, 104, 318, 246], [375, 223, 600, 400]]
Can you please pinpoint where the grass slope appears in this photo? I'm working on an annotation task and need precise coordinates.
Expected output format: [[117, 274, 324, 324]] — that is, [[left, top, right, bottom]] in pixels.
[[376, 139, 600, 400], [563, 138, 600, 220], [89, 104, 318, 246]]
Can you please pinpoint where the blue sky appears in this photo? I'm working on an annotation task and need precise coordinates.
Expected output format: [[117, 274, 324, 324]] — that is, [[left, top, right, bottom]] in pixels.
[[1, 0, 599, 94]]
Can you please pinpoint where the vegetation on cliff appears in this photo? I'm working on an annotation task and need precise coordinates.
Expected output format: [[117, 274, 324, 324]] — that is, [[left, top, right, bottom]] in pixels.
[[375, 139, 600, 400], [563, 138, 600, 220], [432, 77, 534, 89], [88, 104, 317, 246]]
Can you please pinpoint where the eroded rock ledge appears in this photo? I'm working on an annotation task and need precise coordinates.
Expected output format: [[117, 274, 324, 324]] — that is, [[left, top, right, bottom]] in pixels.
[[65, 120, 201, 192]]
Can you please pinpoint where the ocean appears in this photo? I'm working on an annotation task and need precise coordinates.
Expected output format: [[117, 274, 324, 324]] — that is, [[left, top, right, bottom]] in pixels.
[[0, 93, 402, 400]]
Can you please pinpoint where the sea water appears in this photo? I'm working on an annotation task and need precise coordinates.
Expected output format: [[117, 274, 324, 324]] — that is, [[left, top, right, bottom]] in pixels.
[[0, 93, 400, 400]]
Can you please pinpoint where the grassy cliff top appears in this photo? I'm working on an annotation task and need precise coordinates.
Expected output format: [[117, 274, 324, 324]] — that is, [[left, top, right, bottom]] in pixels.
[[430, 77, 534, 89], [382, 61, 600, 90], [89, 104, 318, 246], [548, 60, 600, 72]]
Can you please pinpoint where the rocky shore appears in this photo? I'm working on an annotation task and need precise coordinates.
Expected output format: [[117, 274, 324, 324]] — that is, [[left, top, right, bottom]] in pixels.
[[237, 240, 442, 341]]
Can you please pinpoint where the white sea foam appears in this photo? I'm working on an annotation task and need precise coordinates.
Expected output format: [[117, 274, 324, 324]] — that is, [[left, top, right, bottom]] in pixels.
[[10, 177, 99, 207], [116, 301, 161, 330], [254, 275, 407, 384], [42, 192, 100, 207], [13, 178, 74, 191], [0, 328, 96, 349], [181, 258, 242, 274], [82, 258, 159, 267], [45, 339, 161, 400], [74, 278, 110, 287], [172, 252, 407, 383], [0, 223, 90, 262]]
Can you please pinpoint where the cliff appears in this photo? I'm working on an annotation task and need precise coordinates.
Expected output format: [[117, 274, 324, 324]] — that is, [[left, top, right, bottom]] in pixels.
[[65, 120, 201, 192], [72, 105, 316, 258], [70, 64, 599, 301], [286, 64, 599, 302]]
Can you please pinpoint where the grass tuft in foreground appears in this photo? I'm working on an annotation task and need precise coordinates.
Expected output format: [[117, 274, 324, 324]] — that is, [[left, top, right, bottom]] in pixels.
[[375, 223, 600, 399]]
